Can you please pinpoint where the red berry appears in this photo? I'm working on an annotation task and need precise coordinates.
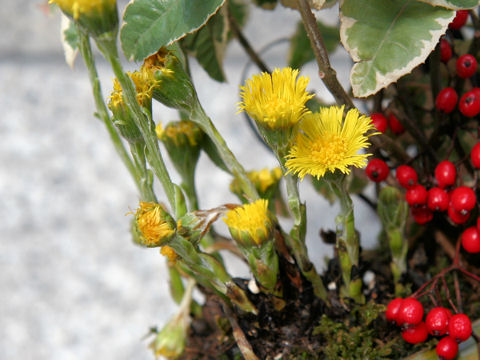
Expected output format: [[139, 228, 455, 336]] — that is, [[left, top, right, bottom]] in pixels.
[[477, 216, 480, 231], [427, 187, 449, 212], [449, 10, 469, 30], [436, 336, 459, 360], [412, 206, 434, 225], [398, 298, 424, 326], [456, 54, 478, 79], [370, 113, 388, 133], [388, 114, 405, 135], [396, 165, 418, 189], [435, 87, 458, 114], [366, 158, 389, 182], [440, 38, 452, 63], [448, 205, 471, 224], [406, 184, 428, 207], [401, 322, 429, 344], [462, 226, 480, 253], [471, 142, 480, 168], [425, 307, 452, 336], [448, 314, 472, 343], [450, 186, 476, 214], [459, 90, 480, 117], [435, 161, 456, 188], [386, 298, 404, 324]]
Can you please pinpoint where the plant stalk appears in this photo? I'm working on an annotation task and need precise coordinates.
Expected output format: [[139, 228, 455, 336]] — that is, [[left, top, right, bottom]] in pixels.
[[96, 37, 177, 211], [327, 176, 364, 303]]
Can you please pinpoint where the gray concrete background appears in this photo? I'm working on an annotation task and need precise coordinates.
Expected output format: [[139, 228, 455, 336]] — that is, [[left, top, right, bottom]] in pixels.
[[0, 1, 378, 359]]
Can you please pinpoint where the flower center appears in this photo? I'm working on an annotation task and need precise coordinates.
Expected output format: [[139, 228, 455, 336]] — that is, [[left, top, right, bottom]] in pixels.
[[311, 133, 348, 166]]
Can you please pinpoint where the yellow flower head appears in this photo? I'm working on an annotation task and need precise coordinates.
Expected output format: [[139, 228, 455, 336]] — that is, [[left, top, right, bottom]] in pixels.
[[156, 120, 203, 147], [134, 201, 175, 247], [50, 0, 118, 37], [51, 0, 115, 19], [230, 167, 282, 197], [109, 70, 159, 108], [108, 78, 123, 109], [160, 245, 179, 263], [238, 67, 314, 129], [223, 199, 273, 246], [285, 106, 377, 180], [143, 48, 173, 76]]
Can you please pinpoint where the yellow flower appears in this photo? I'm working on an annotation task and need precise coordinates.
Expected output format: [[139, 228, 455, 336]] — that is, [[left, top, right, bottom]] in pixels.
[[224, 200, 273, 246], [50, 0, 118, 37], [160, 245, 179, 263], [285, 106, 377, 180], [135, 201, 175, 247], [238, 68, 313, 129], [156, 120, 203, 147]]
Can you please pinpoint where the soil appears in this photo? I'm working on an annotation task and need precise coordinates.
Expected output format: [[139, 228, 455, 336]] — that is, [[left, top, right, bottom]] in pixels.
[[179, 224, 480, 360]]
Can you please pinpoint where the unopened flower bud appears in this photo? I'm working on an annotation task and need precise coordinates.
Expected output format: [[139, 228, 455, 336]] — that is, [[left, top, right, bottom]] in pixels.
[[133, 201, 175, 247], [223, 199, 273, 247], [50, 0, 118, 38], [143, 48, 197, 112]]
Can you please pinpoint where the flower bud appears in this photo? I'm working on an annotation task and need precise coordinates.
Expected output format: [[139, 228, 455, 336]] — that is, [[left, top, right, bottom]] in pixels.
[[149, 305, 189, 359], [223, 199, 273, 247], [230, 167, 282, 201], [144, 48, 197, 112], [156, 120, 204, 181], [50, 0, 118, 38], [108, 77, 143, 143], [132, 201, 175, 247]]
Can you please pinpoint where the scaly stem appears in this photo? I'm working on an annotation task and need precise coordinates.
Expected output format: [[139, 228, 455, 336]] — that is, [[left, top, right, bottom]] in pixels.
[[279, 159, 326, 300], [191, 101, 259, 201], [327, 176, 364, 303], [77, 31, 142, 192], [296, 0, 353, 108], [96, 38, 177, 211], [131, 142, 157, 202]]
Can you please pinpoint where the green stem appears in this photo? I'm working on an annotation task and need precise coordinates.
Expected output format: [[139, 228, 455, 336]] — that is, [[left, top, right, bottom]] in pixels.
[[281, 162, 327, 300], [131, 142, 157, 202], [388, 228, 408, 296], [96, 38, 177, 211], [77, 31, 141, 191], [169, 236, 257, 314], [191, 102, 259, 201], [327, 176, 364, 303]]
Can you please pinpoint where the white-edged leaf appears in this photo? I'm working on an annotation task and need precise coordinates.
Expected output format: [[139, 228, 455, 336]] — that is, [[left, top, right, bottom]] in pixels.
[[417, 0, 480, 9], [61, 14, 78, 68], [340, 0, 454, 98], [120, 0, 225, 61]]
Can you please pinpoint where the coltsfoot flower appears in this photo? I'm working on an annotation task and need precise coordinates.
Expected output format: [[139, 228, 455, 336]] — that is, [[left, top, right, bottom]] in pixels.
[[285, 106, 377, 180], [230, 167, 282, 199], [156, 120, 203, 148], [160, 245, 179, 263], [50, 0, 118, 37], [238, 67, 313, 130], [133, 201, 175, 247], [224, 199, 273, 246]]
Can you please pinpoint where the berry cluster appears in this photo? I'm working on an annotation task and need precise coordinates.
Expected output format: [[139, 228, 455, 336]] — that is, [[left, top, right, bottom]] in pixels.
[[386, 298, 472, 359], [366, 140, 480, 227], [436, 18, 479, 117]]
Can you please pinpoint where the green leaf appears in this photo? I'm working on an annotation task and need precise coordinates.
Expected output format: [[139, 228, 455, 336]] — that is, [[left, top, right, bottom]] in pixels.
[[340, 0, 455, 98], [417, 0, 480, 9], [288, 20, 339, 69], [182, 7, 228, 82], [120, 0, 226, 61], [182, 0, 248, 82]]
